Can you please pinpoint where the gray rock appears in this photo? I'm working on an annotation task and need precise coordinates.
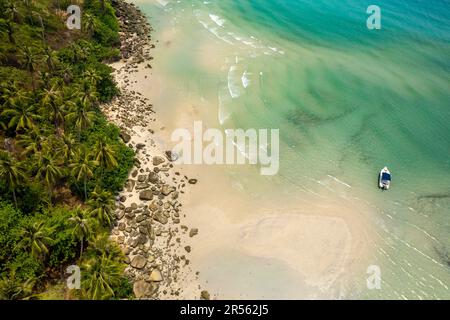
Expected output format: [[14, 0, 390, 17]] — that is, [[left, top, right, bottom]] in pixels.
[[139, 190, 153, 201], [153, 212, 168, 225], [130, 255, 147, 269], [189, 228, 198, 237], [153, 156, 165, 166], [148, 269, 163, 282], [161, 185, 174, 196], [120, 132, 131, 143], [133, 280, 154, 299], [200, 290, 210, 300], [148, 172, 159, 183]]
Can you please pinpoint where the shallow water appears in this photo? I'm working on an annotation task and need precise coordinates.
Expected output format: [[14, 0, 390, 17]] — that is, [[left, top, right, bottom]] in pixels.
[[131, 0, 450, 299]]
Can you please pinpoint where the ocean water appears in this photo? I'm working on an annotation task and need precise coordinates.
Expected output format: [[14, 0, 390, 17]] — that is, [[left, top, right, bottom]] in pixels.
[[131, 0, 450, 299]]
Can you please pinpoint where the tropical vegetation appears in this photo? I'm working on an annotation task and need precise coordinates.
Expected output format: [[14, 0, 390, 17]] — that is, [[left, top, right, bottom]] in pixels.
[[0, 0, 134, 299]]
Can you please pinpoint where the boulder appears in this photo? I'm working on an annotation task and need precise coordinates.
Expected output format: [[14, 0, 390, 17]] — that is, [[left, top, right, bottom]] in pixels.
[[120, 132, 131, 143], [161, 185, 174, 196], [153, 156, 165, 166], [189, 228, 198, 238], [200, 290, 210, 300], [139, 190, 153, 201], [130, 255, 147, 269], [148, 269, 163, 282], [133, 280, 153, 299]]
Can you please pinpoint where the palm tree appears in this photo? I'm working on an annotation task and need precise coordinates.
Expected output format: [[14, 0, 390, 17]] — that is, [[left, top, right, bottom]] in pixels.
[[0, 151, 27, 208], [58, 133, 76, 163], [20, 46, 40, 90], [78, 80, 99, 106], [16, 221, 53, 260], [39, 85, 65, 131], [69, 147, 97, 201], [0, 18, 15, 44], [83, 69, 101, 86], [81, 253, 123, 300], [93, 137, 118, 173], [65, 100, 96, 139], [5, 0, 21, 22], [69, 207, 92, 260], [0, 271, 34, 300], [16, 128, 45, 156], [82, 13, 98, 36], [42, 46, 58, 73], [34, 151, 63, 196], [87, 187, 115, 227], [87, 233, 123, 261], [1, 101, 37, 132]]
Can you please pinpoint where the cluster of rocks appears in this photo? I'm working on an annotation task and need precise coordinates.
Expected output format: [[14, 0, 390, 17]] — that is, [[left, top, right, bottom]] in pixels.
[[103, 1, 205, 300], [113, 0, 154, 63], [111, 152, 199, 299]]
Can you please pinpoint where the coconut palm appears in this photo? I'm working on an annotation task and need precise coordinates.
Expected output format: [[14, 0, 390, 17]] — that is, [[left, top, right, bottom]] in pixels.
[[5, 0, 21, 22], [1, 99, 37, 132], [34, 150, 63, 196], [39, 85, 65, 131], [78, 80, 99, 105], [81, 252, 123, 300], [0, 18, 15, 44], [69, 147, 97, 201], [0, 271, 34, 300], [42, 46, 58, 73], [93, 137, 118, 173], [16, 128, 45, 156], [69, 207, 92, 259], [0, 151, 27, 208], [82, 13, 98, 36], [16, 221, 53, 260], [20, 46, 41, 91], [87, 187, 115, 227], [65, 99, 96, 139], [83, 69, 101, 86], [58, 133, 76, 163], [87, 233, 123, 261]]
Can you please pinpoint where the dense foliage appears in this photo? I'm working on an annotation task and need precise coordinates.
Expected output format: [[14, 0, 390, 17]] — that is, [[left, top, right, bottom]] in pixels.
[[0, 0, 134, 299]]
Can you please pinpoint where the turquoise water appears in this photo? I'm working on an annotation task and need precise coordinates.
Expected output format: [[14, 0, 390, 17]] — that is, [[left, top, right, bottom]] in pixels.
[[133, 0, 450, 298]]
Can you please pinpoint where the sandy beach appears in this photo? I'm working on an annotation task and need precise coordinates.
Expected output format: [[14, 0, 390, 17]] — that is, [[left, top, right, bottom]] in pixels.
[[103, 0, 381, 300]]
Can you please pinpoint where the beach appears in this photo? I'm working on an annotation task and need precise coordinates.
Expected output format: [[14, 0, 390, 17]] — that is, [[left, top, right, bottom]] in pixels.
[[104, 0, 450, 299]]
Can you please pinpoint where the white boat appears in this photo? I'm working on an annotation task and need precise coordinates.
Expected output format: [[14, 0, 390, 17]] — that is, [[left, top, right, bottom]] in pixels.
[[379, 167, 391, 190]]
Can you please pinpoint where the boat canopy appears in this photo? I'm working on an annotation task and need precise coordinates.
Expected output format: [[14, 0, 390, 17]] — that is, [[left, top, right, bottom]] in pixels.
[[381, 172, 391, 181]]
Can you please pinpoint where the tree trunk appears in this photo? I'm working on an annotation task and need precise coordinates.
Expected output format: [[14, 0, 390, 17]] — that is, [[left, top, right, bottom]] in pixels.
[[12, 190, 17, 208], [84, 177, 87, 201]]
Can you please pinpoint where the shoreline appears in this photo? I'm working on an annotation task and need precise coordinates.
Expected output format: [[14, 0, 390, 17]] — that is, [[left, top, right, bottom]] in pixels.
[[103, 0, 205, 300]]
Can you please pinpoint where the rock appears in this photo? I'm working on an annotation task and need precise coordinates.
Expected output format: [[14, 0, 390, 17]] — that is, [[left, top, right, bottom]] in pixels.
[[118, 222, 126, 231], [153, 156, 165, 166], [148, 172, 159, 184], [119, 196, 127, 203], [149, 202, 159, 212], [188, 179, 198, 185], [130, 202, 138, 210], [184, 246, 191, 253], [153, 212, 168, 225], [148, 269, 163, 282], [133, 280, 154, 299], [116, 210, 125, 220], [120, 131, 131, 143], [137, 175, 147, 182], [161, 185, 174, 196], [136, 143, 145, 149], [189, 228, 198, 238], [200, 290, 210, 300], [164, 150, 178, 162], [135, 182, 150, 190], [130, 255, 147, 269], [139, 190, 153, 201]]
